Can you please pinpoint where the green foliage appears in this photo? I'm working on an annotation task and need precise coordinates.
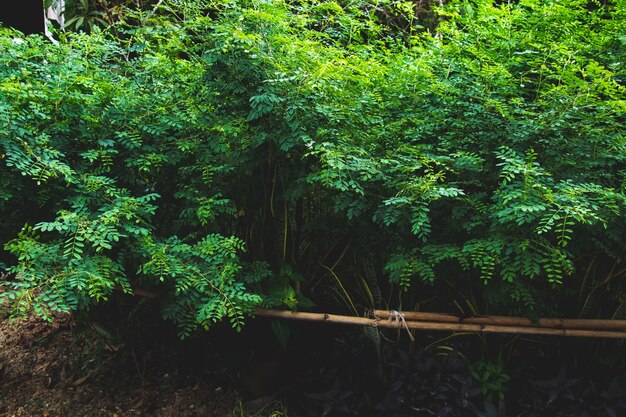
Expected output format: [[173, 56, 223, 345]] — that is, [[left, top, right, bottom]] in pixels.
[[63, 0, 108, 32], [2, 0, 625, 334], [141, 235, 263, 337], [232, 399, 288, 417], [468, 360, 510, 401]]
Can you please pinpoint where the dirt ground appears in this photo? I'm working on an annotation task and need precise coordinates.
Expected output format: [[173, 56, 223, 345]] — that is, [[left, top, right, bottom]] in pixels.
[[0, 314, 244, 417]]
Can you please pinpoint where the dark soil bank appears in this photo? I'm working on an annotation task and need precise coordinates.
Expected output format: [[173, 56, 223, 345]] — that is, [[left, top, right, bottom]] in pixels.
[[0, 315, 240, 417]]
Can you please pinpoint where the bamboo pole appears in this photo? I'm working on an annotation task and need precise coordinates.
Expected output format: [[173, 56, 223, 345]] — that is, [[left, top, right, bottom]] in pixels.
[[126, 285, 626, 336], [254, 308, 626, 338], [373, 310, 626, 331]]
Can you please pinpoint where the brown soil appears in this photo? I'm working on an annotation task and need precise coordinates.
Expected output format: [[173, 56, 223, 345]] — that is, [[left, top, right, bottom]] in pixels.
[[0, 314, 240, 417]]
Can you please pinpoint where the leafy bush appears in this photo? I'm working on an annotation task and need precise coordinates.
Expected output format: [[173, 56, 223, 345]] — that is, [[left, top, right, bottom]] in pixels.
[[468, 360, 509, 402], [291, 335, 626, 417], [1, 0, 625, 335], [521, 368, 626, 417]]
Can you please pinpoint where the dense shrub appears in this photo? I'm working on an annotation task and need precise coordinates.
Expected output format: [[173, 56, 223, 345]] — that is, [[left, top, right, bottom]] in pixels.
[[1, 0, 625, 335]]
